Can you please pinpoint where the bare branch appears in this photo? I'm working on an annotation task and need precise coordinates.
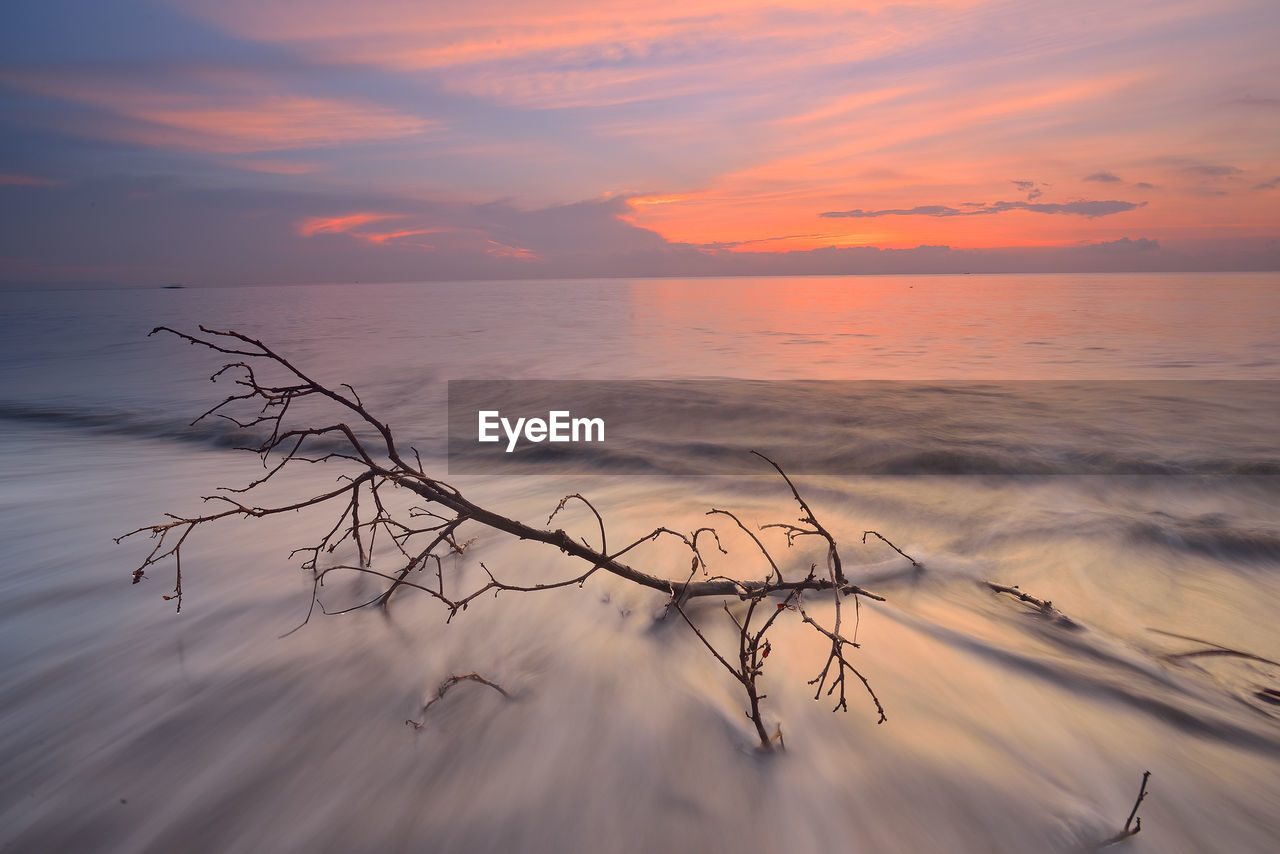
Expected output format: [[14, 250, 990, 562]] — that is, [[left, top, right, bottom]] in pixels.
[[405, 672, 513, 730], [1097, 771, 1151, 848], [985, 581, 1080, 629], [707, 508, 783, 583], [862, 530, 921, 567], [752, 450, 846, 584], [123, 327, 902, 748]]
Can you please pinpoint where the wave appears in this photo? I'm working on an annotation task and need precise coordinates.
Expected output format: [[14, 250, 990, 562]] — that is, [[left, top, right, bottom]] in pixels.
[[1127, 511, 1280, 562], [451, 436, 1280, 476], [11, 399, 1280, 480], [886, 587, 1280, 756], [0, 402, 355, 455]]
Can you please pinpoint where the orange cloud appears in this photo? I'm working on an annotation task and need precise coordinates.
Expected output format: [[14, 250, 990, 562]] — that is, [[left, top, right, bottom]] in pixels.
[[294, 215, 510, 251], [618, 67, 1174, 250], [165, 1, 984, 110], [362, 227, 456, 245], [8, 0, 1269, 263], [627, 195, 690, 207], [485, 240, 539, 261], [296, 212, 401, 237]]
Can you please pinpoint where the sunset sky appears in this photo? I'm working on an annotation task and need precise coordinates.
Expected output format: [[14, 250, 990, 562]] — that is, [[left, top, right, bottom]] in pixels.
[[2, 0, 1277, 285]]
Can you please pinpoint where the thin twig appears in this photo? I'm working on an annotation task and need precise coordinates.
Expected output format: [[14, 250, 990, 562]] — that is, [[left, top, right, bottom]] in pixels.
[[405, 672, 512, 729], [862, 530, 921, 567], [1097, 771, 1151, 848]]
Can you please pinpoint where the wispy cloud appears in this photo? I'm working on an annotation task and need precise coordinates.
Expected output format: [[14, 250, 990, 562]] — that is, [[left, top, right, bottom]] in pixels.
[[225, 159, 324, 175], [1084, 171, 1122, 183], [0, 70, 432, 154], [1012, 180, 1044, 200], [1182, 163, 1242, 177], [0, 172, 61, 187], [362, 228, 448, 246], [1254, 176, 1280, 190], [1082, 236, 1159, 252], [697, 233, 826, 251], [821, 200, 1145, 219], [296, 212, 401, 237], [485, 240, 539, 261]]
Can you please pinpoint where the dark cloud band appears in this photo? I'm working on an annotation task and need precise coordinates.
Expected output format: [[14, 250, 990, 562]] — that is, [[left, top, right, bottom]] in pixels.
[[820, 200, 1145, 219]]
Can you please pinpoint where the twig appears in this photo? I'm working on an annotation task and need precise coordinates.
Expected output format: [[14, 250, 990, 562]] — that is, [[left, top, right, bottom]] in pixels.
[[862, 530, 921, 567], [1147, 628, 1280, 667], [985, 581, 1079, 628], [1097, 770, 1151, 848], [405, 672, 512, 729]]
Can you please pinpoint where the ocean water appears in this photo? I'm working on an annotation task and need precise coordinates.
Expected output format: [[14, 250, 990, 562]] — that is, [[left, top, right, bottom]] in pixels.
[[1, 273, 1278, 852]]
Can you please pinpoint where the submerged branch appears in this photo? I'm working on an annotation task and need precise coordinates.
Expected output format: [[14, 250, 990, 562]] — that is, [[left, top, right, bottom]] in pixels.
[[985, 581, 1080, 629], [405, 672, 513, 730], [1148, 627, 1280, 667]]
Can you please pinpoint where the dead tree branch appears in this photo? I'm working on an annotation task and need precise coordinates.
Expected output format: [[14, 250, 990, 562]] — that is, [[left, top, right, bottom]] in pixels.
[[119, 326, 917, 749]]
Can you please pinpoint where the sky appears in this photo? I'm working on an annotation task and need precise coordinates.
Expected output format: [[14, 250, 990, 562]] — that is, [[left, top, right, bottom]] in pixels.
[[1, 0, 1277, 285]]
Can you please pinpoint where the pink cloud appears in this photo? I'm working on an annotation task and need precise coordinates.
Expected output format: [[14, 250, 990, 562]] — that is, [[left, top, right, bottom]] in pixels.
[[295, 212, 401, 237], [485, 240, 540, 261]]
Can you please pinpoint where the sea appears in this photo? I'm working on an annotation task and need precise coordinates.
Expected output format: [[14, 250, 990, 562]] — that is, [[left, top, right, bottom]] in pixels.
[[1, 273, 1278, 852]]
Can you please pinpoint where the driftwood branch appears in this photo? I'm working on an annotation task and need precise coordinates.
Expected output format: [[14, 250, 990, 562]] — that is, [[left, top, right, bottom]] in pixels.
[[118, 326, 921, 749], [405, 672, 513, 730], [1097, 770, 1151, 848], [985, 581, 1080, 629]]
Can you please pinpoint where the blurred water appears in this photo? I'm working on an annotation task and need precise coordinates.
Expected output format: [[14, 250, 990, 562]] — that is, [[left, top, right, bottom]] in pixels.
[[1, 274, 1279, 852]]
